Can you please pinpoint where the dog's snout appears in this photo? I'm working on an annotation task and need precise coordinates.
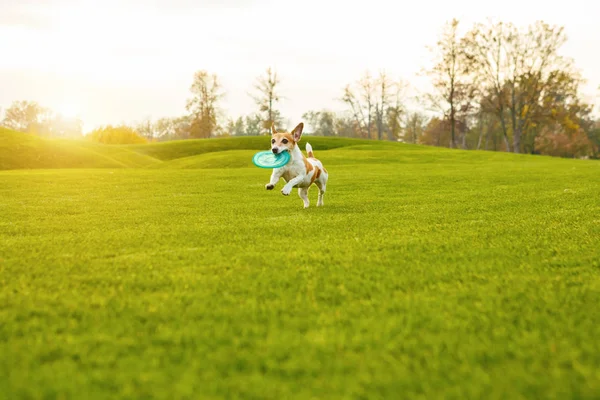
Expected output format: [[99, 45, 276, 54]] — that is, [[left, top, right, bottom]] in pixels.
[[272, 148, 278, 154]]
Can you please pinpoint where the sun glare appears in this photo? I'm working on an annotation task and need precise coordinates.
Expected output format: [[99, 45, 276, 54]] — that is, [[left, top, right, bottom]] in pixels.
[[57, 103, 80, 119]]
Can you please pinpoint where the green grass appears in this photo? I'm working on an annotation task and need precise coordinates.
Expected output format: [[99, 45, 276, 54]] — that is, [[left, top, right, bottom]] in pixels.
[[0, 128, 377, 170], [1, 130, 600, 399], [0, 128, 159, 170], [125, 136, 380, 161]]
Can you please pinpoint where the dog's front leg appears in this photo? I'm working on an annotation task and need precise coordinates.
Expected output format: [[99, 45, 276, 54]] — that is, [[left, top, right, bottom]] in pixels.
[[266, 169, 282, 190], [281, 175, 304, 196]]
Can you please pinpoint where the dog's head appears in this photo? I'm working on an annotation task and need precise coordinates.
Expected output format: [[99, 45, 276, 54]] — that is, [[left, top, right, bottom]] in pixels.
[[270, 122, 303, 154]]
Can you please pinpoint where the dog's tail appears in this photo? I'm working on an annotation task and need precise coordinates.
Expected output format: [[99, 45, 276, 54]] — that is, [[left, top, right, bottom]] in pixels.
[[306, 143, 314, 158]]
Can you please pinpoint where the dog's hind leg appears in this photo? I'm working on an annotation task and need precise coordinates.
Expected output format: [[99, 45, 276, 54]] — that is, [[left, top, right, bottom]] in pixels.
[[298, 187, 310, 208], [315, 181, 326, 207]]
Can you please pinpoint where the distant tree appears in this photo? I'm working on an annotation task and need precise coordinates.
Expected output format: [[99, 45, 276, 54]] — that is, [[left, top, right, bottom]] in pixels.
[[534, 124, 593, 159], [465, 20, 586, 154], [587, 119, 600, 158], [1, 100, 83, 137], [463, 20, 513, 151], [403, 112, 428, 143], [186, 70, 224, 138], [302, 110, 336, 136], [317, 111, 336, 137], [526, 71, 595, 158], [472, 108, 493, 150], [420, 117, 451, 147], [335, 114, 361, 137], [153, 118, 172, 140], [136, 117, 157, 141], [302, 110, 319, 134], [341, 71, 374, 138], [523, 70, 589, 153], [503, 22, 573, 153], [386, 79, 408, 140], [342, 70, 405, 139], [155, 116, 193, 141], [225, 116, 246, 136], [374, 71, 392, 140], [386, 106, 403, 141], [424, 18, 478, 149], [87, 125, 147, 144], [132, 116, 192, 141], [250, 67, 284, 134], [359, 71, 376, 138], [1, 100, 52, 134], [244, 114, 262, 136], [474, 91, 508, 151]]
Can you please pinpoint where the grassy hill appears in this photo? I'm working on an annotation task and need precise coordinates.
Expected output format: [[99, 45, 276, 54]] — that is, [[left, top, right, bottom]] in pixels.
[[125, 135, 382, 161], [1, 127, 558, 170], [1, 128, 384, 170], [1, 128, 599, 399], [0, 128, 159, 170]]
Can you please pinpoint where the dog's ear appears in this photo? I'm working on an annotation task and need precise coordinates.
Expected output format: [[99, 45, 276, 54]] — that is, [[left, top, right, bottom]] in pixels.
[[271, 121, 277, 135], [291, 122, 304, 142]]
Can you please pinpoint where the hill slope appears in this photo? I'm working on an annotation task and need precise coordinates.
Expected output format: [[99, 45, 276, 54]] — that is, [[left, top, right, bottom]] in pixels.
[[125, 135, 384, 161], [1, 129, 387, 170], [0, 128, 160, 170], [3, 128, 568, 171]]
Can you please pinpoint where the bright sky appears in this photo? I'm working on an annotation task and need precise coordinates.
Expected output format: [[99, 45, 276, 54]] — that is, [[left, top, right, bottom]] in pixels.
[[1, 0, 598, 132]]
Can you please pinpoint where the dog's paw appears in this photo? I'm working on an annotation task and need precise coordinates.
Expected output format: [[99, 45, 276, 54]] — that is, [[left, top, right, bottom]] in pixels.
[[265, 184, 274, 190], [281, 187, 291, 196]]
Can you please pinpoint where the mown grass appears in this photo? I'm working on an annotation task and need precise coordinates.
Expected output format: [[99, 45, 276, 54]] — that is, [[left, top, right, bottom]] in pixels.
[[1, 131, 600, 399], [124, 135, 386, 161]]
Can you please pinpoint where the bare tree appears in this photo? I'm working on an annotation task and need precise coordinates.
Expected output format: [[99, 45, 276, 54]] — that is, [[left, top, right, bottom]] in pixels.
[[374, 71, 392, 140], [335, 113, 361, 138], [386, 79, 409, 141], [155, 116, 193, 141], [360, 72, 376, 138], [186, 70, 224, 138], [464, 20, 516, 151], [340, 71, 376, 138], [341, 71, 404, 139], [251, 67, 284, 133], [403, 112, 428, 144], [136, 117, 157, 141], [341, 84, 366, 137], [424, 18, 477, 149]]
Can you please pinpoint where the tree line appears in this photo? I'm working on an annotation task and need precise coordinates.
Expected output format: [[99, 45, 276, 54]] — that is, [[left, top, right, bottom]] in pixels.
[[422, 19, 598, 158], [0, 101, 83, 138], [1, 18, 598, 158]]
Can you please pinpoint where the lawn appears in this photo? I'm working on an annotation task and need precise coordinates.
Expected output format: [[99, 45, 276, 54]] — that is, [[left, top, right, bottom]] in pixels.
[[1, 132, 599, 399]]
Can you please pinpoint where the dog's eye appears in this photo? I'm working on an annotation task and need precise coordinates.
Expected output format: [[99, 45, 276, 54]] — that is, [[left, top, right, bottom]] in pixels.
[[271, 139, 275, 144], [282, 139, 288, 144]]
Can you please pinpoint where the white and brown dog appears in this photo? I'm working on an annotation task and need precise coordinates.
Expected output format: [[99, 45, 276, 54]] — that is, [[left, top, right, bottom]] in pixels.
[[265, 122, 328, 208]]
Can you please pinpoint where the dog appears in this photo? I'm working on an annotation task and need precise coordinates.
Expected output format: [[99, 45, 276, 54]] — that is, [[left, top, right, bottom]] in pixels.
[[265, 122, 328, 208]]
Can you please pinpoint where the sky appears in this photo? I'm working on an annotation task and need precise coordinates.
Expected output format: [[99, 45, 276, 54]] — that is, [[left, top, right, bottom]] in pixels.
[[0, 0, 598, 132]]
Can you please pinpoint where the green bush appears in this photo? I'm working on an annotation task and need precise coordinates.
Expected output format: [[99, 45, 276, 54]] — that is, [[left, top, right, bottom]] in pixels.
[[87, 125, 147, 144]]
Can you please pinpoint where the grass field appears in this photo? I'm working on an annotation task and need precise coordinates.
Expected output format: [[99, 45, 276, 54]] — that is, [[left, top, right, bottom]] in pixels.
[[1, 129, 600, 399]]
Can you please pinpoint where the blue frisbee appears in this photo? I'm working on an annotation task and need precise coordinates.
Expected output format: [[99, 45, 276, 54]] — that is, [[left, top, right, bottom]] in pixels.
[[252, 150, 291, 169]]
